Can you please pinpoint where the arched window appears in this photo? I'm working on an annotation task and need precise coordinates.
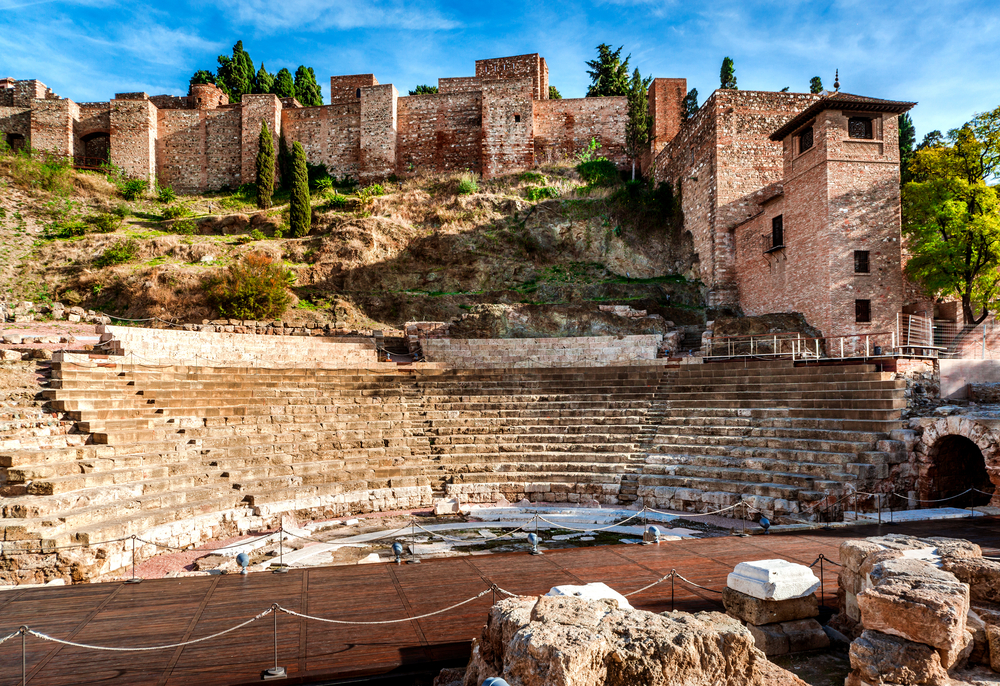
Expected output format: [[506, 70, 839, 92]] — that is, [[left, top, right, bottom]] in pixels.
[[356, 88, 361, 98], [798, 126, 813, 153]]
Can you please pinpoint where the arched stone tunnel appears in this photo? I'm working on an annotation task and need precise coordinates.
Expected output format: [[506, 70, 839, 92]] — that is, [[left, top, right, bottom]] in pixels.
[[911, 415, 1000, 508]]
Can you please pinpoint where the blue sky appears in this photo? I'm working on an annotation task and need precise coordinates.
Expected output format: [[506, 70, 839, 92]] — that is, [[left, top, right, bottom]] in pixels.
[[1, 0, 997, 138]]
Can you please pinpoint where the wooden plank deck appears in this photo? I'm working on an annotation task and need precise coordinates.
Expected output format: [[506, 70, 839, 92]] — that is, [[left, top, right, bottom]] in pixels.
[[1, 516, 997, 685]]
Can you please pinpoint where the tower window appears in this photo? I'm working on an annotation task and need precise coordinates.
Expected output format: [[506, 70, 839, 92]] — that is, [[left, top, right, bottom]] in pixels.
[[848, 117, 873, 139], [771, 215, 784, 249], [854, 250, 870, 273], [513, 113, 521, 123], [855, 299, 871, 323], [799, 126, 813, 153], [356, 88, 361, 98]]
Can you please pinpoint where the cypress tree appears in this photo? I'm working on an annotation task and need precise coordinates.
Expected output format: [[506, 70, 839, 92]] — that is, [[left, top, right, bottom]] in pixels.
[[255, 121, 275, 210], [720, 57, 737, 90], [898, 113, 917, 182], [625, 68, 653, 180], [548, 86, 562, 100], [294, 66, 323, 106], [272, 68, 296, 99], [809, 76, 824, 94], [682, 88, 699, 120], [586, 44, 631, 97], [255, 64, 274, 95], [278, 132, 292, 190], [289, 142, 311, 238], [216, 41, 255, 102]]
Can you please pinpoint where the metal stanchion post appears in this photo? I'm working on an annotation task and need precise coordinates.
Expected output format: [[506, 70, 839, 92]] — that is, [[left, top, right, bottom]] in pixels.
[[670, 571, 675, 612], [819, 556, 825, 610], [273, 526, 288, 574], [21, 626, 26, 686], [262, 606, 287, 680], [877, 493, 882, 526], [407, 518, 420, 564], [125, 535, 142, 584]]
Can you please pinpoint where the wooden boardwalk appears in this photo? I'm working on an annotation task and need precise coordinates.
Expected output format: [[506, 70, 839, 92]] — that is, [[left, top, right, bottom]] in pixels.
[[1, 516, 998, 685]]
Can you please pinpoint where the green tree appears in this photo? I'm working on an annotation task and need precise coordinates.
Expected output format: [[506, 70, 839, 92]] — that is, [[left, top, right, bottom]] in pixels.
[[254, 64, 274, 95], [899, 113, 917, 181], [548, 86, 562, 100], [191, 70, 216, 86], [272, 68, 296, 99], [625, 68, 653, 180], [255, 121, 275, 210], [289, 141, 311, 237], [720, 56, 737, 90], [682, 88, 699, 120], [215, 40, 255, 102], [586, 44, 631, 97], [294, 66, 323, 106], [809, 76, 823, 94], [780, 86, 790, 92], [409, 84, 438, 95], [278, 132, 292, 190], [903, 105, 1000, 326], [917, 130, 944, 151]]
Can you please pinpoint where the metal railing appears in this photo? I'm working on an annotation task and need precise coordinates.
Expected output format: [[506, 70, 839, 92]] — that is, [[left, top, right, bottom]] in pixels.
[[703, 331, 896, 360], [932, 315, 997, 359]]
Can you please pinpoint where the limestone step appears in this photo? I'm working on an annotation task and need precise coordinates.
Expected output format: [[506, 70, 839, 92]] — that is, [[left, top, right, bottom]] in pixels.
[[650, 433, 874, 455], [637, 463, 846, 490]]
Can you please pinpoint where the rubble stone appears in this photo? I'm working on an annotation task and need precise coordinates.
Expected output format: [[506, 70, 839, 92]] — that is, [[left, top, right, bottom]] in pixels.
[[747, 619, 829, 657], [723, 586, 819, 625], [848, 630, 949, 685]]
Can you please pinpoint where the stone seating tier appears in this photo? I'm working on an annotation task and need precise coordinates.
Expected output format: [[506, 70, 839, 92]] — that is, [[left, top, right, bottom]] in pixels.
[[0, 358, 906, 582]]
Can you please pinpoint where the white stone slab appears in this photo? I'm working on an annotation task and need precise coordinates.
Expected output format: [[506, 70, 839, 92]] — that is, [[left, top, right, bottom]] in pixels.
[[546, 582, 633, 610], [727, 559, 819, 600]]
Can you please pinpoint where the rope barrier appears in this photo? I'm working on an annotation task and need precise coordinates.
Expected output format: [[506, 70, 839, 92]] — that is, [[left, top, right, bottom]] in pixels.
[[276, 587, 496, 625], [891, 488, 975, 504], [410, 519, 535, 542], [25, 607, 273, 652], [673, 572, 724, 594], [0, 630, 20, 647], [808, 554, 842, 569], [623, 572, 675, 597], [644, 502, 749, 518], [535, 511, 645, 533]]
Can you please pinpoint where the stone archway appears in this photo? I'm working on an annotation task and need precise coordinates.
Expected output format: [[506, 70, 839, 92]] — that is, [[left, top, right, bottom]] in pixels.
[[913, 415, 1000, 507], [5, 132, 26, 152], [80, 131, 110, 165]]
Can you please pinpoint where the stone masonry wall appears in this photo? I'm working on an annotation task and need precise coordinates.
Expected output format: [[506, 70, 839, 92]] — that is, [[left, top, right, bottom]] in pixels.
[[438, 77, 481, 94], [532, 97, 628, 167], [359, 84, 397, 181], [476, 54, 547, 100], [240, 93, 281, 184], [157, 107, 242, 191], [481, 78, 534, 178], [329, 75, 377, 104], [648, 78, 686, 159], [420, 334, 663, 368], [281, 104, 362, 180], [396, 92, 483, 175], [110, 96, 157, 181], [29, 98, 77, 157]]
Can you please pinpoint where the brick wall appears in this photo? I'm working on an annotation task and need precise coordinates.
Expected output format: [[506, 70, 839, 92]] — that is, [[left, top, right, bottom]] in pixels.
[[29, 98, 77, 157], [281, 104, 361, 180], [420, 334, 663, 368], [240, 94, 282, 184], [438, 77, 481, 94], [477, 54, 547, 100], [189, 83, 228, 109], [330, 75, 377, 105], [359, 84, 398, 181], [648, 78, 686, 158], [532, 97, 627, 166], [396, 92, 483, 174], [110, 95, 157, 181], [481, 78, 534, 178], [156, 107, 242, 191]]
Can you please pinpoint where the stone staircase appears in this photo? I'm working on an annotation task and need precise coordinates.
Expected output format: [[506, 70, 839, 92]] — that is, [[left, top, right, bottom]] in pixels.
[[624, 360, 907, 519]]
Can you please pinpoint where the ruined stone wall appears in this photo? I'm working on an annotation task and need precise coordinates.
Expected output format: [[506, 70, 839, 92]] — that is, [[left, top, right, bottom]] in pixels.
[[329, 75, 376, 104], [438, 77, 481, 94], [420, 334, 663, 368], [240, 93, 281, 184], [476, 54, 547, 100], [281, 104, 361, 180], [74, 103, 111, 160], [149, 95, 190, 110], [0, 88, 12, 107], [110, 96, 157, 181], [359, 84, 397, 180], [395, 92, 483, 175], [532, 97, 628, 167], [156, 107, 242, 191], [481, 78, 534, 178], [0, 107, 30, 146], [648, 78, 686, 158], [28, 99, 77, 157]]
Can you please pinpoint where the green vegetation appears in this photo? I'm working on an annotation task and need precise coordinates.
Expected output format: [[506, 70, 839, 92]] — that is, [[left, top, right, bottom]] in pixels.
[[409, 85, 438, 95], [519, 171, 547, 185], [86, 212, 123, 233], [322, 191, 349, 210], [899, 113, 917, 182], [586, 44, 632, 97], [809, 76, 823, 94], [457, 174, 479, 195], [289, 142, 311, 237], [169, 219, 197, 235], [357, 183, 386, 203], [255, 121, 275, 209], [205, 252, 295, 319], [548, 86, 562, 100], [683, 89, 699, 121], [0, 147, 74, 194], [119, 178, 147, 201], [161, 204, 188, 220], [903, 103, 1000, 325], [525, 186, 559, 201], [95, 238, 139, 267], [190, 41, 324, 106], [577, 158, 619, 186], [625, 67, 653, 179], [157, 184, 177, 204], [53, 219, 88, 238], [720, 56, 737, 90]]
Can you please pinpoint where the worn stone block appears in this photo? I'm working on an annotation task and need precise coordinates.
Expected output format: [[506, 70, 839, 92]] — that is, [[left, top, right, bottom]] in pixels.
[[727, 559, 820, 601], [747, 618, 828, 656], [848, 629, 948, 685], [722, 586, 818, 625]]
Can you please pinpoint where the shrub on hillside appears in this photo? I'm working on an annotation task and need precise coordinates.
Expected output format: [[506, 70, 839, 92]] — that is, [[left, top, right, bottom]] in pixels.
[[314, 176, 334, 191], [53, 219, 89, 238], [161, 204, 189, 220], [525, 186, 559, 201], [170, 219, 197, 235], [576, 158, 620, 187], [322, 191, 349, 210], [95, 238, 139, 267], [519, 171, 547, 185], [119, 178, 148, 201], [86, 212, 123, 233], [457, 174, 479, 195], [205, 253, 295, 319], [157, 184, 177, 204], [356, 184, 385, 203], [1, 149, 74, 194]]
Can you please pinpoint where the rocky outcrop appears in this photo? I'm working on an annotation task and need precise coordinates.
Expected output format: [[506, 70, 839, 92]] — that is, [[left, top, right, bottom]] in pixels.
[[460, 594, 807, 686]]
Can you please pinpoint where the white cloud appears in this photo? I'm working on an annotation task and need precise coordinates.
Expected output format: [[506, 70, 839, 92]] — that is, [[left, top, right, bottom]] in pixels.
[[212, 0, 462, 33]]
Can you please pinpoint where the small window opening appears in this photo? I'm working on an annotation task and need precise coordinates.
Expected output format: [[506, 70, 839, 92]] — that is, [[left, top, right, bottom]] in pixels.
[[771, 215, 784, 249], [356, 88, 361, 98], [855, 299, 871, 323], [854, 250, 870, 274], [513, 113, 521, 123], [848, 117, 873, 139], [799, 126, 813, 153]]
